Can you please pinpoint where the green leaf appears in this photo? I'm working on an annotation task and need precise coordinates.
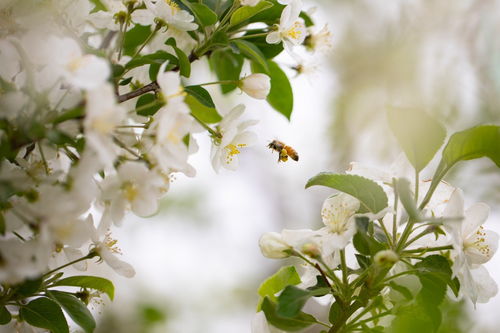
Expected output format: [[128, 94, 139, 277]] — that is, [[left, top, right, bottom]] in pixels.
[[49, 291, 96, 333], [277, 286, 311, 317], [232, 39, 270, 73], [15, 277, 43, 297], [229, 1, 273, 27], [355, 254, 371, 269], [190, 3, 218, 26], [277, 285, 330, 317], [52, 275, 114, 301], [165, 38, 191, 77], [242, 34, 283, 59], [305, 173, 388, 214], [422, 125, 500, 209], [299, 11, 314, 27], [387, 106, 446, 172], [328, 302, 342, 324], [136, 94, 162, 117], [258, 266, 301, 303], [250, 0, 284, 24], [185, 95, 222, 124], [389, 281, 413, 301], [53, 106, 85, 124], [252, 60, 293, 119], [20, 298, 69, 333], [395, 178, 421, 221], [184, 85, 216, 108], [0, 305, 11, 325], [209, 49, 243, 94], [123, 25, 152, 57], [261, 297, 318, 331], [89, 0, 107, 12], [389, 303, 440, 333], [437, 125, 500, 180]]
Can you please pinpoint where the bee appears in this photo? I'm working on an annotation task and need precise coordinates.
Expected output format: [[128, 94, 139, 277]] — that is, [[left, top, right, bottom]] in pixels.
[[267, 140, 299, 162]]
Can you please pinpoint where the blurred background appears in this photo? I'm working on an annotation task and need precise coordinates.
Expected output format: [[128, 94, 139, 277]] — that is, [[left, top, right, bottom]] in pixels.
[[84, 0, 500, 331]]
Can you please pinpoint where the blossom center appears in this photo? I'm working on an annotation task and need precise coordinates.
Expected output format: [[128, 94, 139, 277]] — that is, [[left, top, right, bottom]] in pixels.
[[464, 226, 491, 257], [224, 143, 246, 164], [284, 22, 303, 41], [91, 112, 116, 134], [322, 204, 353, 234], [122, 181, 138, 202], [164, 0, 180, 14]]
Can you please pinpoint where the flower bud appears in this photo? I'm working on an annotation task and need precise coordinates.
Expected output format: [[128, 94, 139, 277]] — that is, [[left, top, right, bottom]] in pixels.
[[374, 250, 399, 267], [241, 0, 261, 5], [301, 242, 321, 259], [239, 73, 271, 100], [259, 232, 291, 259]]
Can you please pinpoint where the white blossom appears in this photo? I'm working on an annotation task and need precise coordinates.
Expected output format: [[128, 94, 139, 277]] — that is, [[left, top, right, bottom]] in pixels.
[[266, 0, 306, 55], [132, 0, 198, 31], [210, 104, 258, 172], [36, 36, 110, 90], [86, 215, 136, 278], [84, 83, 125, 168], [100, 162, 166, 228], [443, 188, 499, 304]]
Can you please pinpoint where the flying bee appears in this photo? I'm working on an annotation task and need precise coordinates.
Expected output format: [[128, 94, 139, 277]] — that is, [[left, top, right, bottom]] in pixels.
[[267, 140, 299, 162]]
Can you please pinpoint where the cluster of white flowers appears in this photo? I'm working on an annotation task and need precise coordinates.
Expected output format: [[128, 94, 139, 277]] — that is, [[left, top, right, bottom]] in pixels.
[[0, 0, 263, 285], [0, 0, 333, 331], [257, 155, 499, 330]]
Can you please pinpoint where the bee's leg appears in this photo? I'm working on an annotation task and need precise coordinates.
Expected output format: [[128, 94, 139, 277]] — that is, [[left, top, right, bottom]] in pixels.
[[279, 149, 288, 162]]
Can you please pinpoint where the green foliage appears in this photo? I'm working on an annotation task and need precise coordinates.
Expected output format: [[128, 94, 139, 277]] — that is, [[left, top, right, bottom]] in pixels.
[[209, 49, 244, 94], [232, 39, 269, 73], [277, 285, 330, 317], [188, 2, 218, 26], [261, 297, 318, 331], [52, 275, 115, 301], [387, 107, 446, 172], [423, 125, 500, 208], [390, 255, 454, 333], [123, 25, 152, 57], [184, 85, 222, 123], [252, 60, 293, 119], [229, 1, 273, 27], [306, 173, 388, 214], [165, 38, 191, 77], [48, 291, 96, 333], [258, 266, 301, 304], [241, 34, 284, 58], [20, 298, 69, 333], [394, 178, 421, 221], [0, 306, 11, 325], [184, 85, 216, 108], [250, 0, 285, 24], [15, 277, 43, 297], [353, 218, 386, 256], [136, 94, 161, 117]]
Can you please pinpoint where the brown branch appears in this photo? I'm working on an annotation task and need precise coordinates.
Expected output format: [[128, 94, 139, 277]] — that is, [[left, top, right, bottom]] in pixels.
[[117, 81, 160, 102], [116, 52, 200, 103]]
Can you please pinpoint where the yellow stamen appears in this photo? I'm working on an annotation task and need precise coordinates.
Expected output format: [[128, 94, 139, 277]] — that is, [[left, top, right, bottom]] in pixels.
[[284, 22, 303, 40]]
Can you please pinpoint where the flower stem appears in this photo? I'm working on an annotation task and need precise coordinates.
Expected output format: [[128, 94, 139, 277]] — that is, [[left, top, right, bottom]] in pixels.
[[199, 80, 238, 87], [43, 252, 96, 277], [190, 113, 221, 138], [402, 245, 453, 254]]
